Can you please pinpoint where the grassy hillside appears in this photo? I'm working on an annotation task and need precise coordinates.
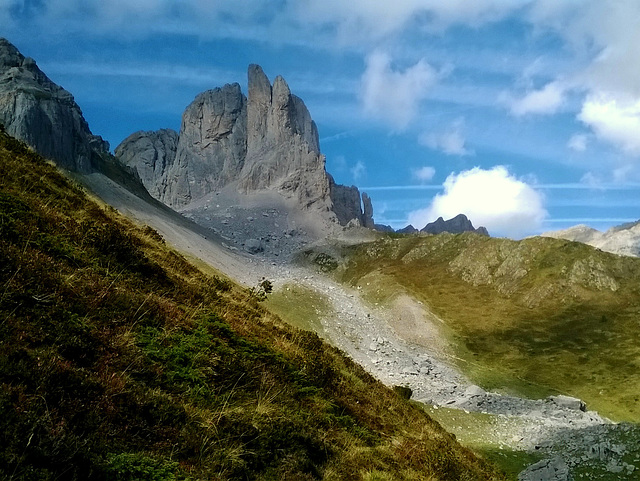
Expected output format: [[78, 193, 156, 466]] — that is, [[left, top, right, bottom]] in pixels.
[[339, 233, 640, 422], [0, 131, 505, 480]]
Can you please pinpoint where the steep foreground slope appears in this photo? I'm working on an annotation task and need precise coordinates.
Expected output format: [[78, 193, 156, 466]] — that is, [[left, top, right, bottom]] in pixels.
[[338, 233, 640, 423], [0, 134, 505, 479]]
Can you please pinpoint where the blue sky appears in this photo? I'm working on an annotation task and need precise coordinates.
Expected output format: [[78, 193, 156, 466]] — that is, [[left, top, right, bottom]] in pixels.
[[3, 1, 640, 237]]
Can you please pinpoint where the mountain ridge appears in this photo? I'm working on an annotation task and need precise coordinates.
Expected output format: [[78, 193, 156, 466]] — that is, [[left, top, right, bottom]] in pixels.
[[115, 64, 374, 228], [542, 220, 640, 257]]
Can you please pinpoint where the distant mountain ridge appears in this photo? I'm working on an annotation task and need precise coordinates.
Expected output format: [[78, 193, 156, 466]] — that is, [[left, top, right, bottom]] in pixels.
[[116, 64, 374, 228], [421, 214, 489, 236], [542, 220, 640, 257]]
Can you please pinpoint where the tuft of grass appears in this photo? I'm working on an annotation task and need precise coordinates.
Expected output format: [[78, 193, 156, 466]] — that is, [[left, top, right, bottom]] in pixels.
[[0, 131, 506, 480]]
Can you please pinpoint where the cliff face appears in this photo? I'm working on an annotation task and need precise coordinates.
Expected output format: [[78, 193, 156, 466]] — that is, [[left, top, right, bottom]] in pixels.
[[166, 84, 248, 207], [116, 64, 373, 227], [0, 38, 109, 172], [239, 65, 330, 212], [114, 129, 179, 200]]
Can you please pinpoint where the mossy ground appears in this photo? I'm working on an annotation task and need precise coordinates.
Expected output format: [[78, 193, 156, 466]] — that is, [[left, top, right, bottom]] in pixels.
[[0, 133, 506, 480]]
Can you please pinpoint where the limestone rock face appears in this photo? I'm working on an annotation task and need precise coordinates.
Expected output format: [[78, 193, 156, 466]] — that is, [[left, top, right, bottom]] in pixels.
[[240, 65, 328, 211], [361, 192, 375, 229], [0, 38, 108, 172], [116, 64, 372, 226], [421, 214, 489, 236], [114, 129, 179, 200], [329, 179, 364, 226], [163, 84, 247, 207]]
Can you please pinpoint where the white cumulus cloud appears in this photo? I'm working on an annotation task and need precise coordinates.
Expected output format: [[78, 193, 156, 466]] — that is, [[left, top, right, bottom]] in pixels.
[[407, 166, 547, 238], [578, 94, 640, 156], [412, 166, 436, 183], [360, 51, 437, 130]]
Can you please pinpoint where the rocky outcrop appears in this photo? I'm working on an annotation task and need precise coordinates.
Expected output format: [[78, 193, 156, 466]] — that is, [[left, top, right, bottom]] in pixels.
[[361, 192, 375, 229], [165, 84, 247, 207], [518, 457, 571, 481], [239, 65, 330, 212], [0, 38, 109, 172], [421, 214, 489, 236], [328, 177, 372, 227], [542, 221, 640, 257], [116, 64, 372, 226], [114, 129, 179, 200]]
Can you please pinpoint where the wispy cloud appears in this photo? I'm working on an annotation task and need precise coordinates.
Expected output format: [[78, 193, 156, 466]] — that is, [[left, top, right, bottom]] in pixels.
[[351, 160, 366, 181], [42, 61, 240, 86], [360, 50, 438, 130], [411, 166, 436, 183], [501, 81, 566, 117], [419, 118, 473, 155], [568, 133, 588, 152]]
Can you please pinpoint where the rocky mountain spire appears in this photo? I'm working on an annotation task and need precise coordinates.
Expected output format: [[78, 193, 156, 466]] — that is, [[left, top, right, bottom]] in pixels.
[[239, 64, 329, 211], [116, 64, 374, 227], [0, 38, 109, 172]]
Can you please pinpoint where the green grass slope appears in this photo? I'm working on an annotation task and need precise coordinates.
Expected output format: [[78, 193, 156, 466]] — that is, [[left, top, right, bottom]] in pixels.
[[339, 233, 640, 422], [0, 132, 505, 480]]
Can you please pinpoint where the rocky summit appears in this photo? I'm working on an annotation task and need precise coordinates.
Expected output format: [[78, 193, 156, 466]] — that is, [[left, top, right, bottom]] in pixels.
[[116, 64, 374, 227], [421, 214, 489, 236], [542, 220, 640, 257], [0, 38, 109, 172]]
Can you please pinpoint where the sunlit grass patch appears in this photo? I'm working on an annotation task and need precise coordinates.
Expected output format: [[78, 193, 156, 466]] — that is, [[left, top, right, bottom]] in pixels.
[[338, 234, 640, 422], [265, 282, 332, 333]]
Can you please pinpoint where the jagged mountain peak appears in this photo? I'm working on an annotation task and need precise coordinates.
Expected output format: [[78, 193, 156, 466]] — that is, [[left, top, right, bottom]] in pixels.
[[543, 219, 640, 257], [116, 63, 372, 228]]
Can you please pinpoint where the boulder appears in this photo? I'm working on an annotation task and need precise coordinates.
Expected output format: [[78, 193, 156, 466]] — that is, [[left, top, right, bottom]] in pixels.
[[244, 238, 263, 254], [518, 457, 572, 481], [549, 395, 586, 412]]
